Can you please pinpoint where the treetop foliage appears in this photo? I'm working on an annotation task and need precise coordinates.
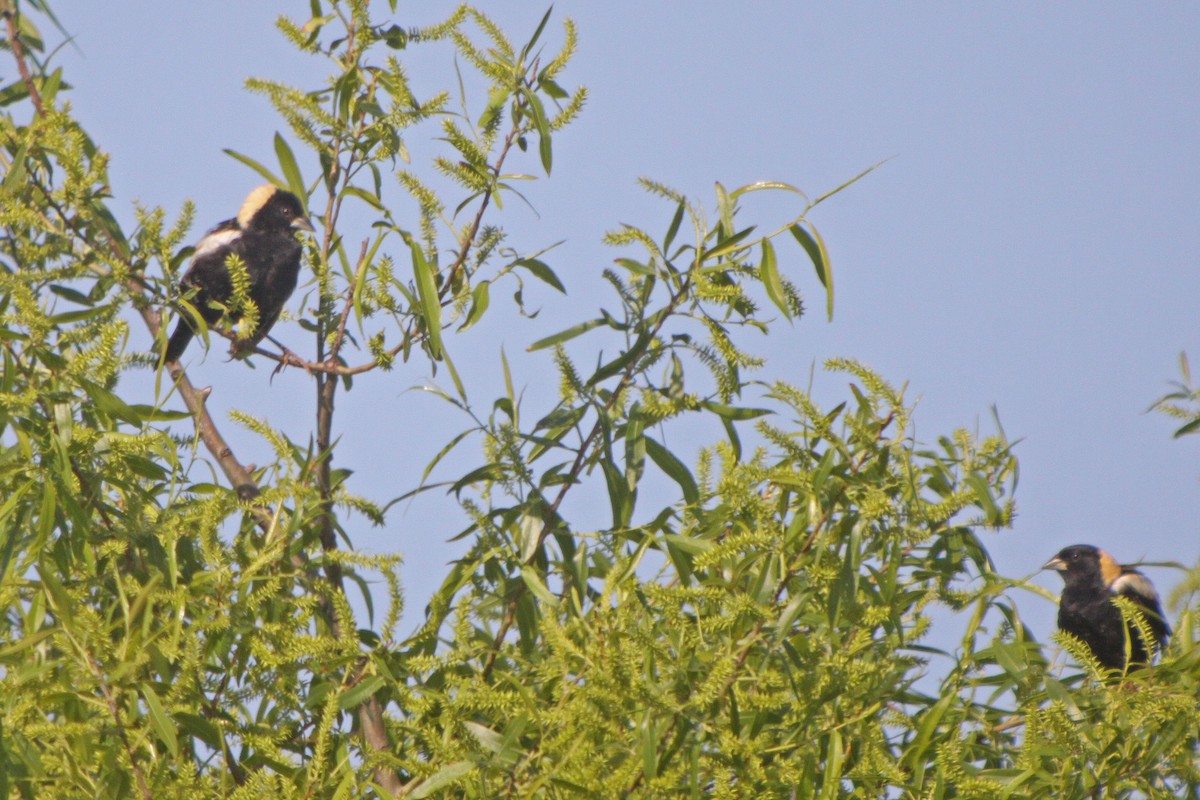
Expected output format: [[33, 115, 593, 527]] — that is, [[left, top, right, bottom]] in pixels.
[[0, 0, 1197, 797]]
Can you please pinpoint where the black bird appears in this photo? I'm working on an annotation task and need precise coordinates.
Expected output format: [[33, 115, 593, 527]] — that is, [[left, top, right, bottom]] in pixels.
[[1043, 544, 1170, 671], [165, 185, 314, 362]]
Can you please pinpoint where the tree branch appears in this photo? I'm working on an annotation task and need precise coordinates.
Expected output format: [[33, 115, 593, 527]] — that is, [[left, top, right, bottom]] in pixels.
[[1, 0, 43, 116]]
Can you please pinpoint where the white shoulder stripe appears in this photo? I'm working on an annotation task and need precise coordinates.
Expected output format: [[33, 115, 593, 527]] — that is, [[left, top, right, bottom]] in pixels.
[[192, 229, 241, 261], [1111, 572, 1160, 603]]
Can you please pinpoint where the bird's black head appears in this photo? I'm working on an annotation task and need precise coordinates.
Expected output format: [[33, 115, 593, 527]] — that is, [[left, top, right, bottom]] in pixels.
[[237, 185, 314, 235], [1043, 544, 1120, 587]]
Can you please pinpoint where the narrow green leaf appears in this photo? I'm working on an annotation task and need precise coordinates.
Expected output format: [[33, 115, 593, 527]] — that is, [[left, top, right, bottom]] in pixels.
[[441, 347, 467, 404], [729, 180, 810, 203], [526, 93, 553, 175], [410, 761, 475, 798], [422, 428, 474, 484], [812, 158, 886, 207], [715, 181, 734, 237], [1, 143, 29, 193], [173, 712, 220, 749], [663, 201, 686, 253], [517, 514, 543, 563], [601, 458, 631, 528], [615, 258, 655, 277], [46, 306, 106, 325], [644, 437, 699, 505], [516, 258, 566, 293], [458, 280, 490, 332], [407, 237, 443, 360], [478, 86, 509, 130], [337, 676, 386, 710], [80, 379, 143, 426], [1174, 417, 1200, 438], [661, 533, 713, 556], [501, 346, 516, 427], [702, 225, 756, 261], [527, 318, 603, 352], [0, 80, 31, 109], [589, 332, 651, 385], [700, 401, 772, 421], [625, 407, 646, 496], [521, 6, 554, 61], [273, 132, 305, 202], [222, 148, 284, 187], [641, 715, 659, 780], [758, 238, 791, 319], [790, 222, 834, 321], [142, 686, 179, 757], [519, 565, 559, 607], [463, 721, 503, 754], [967, 473, 1001, 524], [343, 185, 384, 211]]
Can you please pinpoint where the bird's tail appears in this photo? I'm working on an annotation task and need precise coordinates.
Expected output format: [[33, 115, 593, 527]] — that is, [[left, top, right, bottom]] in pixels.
[[164, 319, 194, 363]]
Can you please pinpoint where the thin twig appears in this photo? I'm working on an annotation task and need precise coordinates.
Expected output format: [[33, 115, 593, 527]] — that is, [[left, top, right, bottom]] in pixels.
[[1, 0, 43, 116]]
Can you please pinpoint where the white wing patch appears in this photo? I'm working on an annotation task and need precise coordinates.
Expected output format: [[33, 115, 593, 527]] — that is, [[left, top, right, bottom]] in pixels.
[[192, 228, 241, 262], [1110, 571, 1160, 603]]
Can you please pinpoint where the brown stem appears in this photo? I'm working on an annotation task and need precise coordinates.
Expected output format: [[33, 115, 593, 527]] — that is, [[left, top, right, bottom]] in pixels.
[[83, 652, 153, 800], [1, 0, 43, 116]]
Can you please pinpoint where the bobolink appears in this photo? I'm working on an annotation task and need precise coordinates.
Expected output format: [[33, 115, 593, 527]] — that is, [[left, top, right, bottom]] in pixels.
[[1043, 544, 1169, 671], [165, 184, 314, 362]]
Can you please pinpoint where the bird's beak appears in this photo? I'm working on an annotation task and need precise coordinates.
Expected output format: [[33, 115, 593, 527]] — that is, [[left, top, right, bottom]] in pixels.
[[292, 216, 315, 233], [1042, 556, 1067, 572]]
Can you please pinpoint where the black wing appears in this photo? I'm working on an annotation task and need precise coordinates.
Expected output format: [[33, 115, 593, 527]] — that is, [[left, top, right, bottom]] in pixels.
[[165, 219, 243, 362], [1111, 568, 1171, 649]]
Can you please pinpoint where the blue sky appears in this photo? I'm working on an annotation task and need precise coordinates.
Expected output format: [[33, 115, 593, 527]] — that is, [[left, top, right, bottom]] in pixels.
[[53, 3, 1199, 645]]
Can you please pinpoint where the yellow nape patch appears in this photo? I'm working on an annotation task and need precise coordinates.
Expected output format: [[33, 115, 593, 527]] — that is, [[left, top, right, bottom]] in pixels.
[[238, 184, 278, 228], [1098, 550, 1122, 586]]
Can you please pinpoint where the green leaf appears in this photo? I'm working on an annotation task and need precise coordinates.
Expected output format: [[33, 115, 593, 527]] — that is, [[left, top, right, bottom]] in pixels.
[[1, 143, 28, 193], [644, 437, 699, 505], [625, 407, 646, 496], [615, 258, 655, 277], [222, 148, 284, 187], [343, 185, 384, 211], [517, 514, 543, 563], [527, 92, 553, 175], [173, 713, 220, 749], [519, 566, 559, 607], [790, 222, 833, 321], [478, 86, 509, 130], [273, 132, 305, 202], [407, 237, 443, 360], [80, 379, 143, 426], [729, 180, 810, 203], [700, 401, 772, 421], [1173, 417, 1200, 438], [715, 181, 734, 238], [521, 6, 554, 61], [663, 201, 686, 253], [337, 676, 386, 710], [527, 318, 604, 352], [759, 238, 791, 319], [812, 158, 886, 207], [142, 686, 179, 758], [459, 280, 490, 332], [410, 761, 475, 798], [589, 332, 651, 385], [516, 258, 566, 293], [463, 721, 503, 754], [702, 225, 756, 261]]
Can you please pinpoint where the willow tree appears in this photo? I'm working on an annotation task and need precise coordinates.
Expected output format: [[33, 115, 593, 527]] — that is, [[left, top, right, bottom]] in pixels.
[[0, 1, 1196, 798]]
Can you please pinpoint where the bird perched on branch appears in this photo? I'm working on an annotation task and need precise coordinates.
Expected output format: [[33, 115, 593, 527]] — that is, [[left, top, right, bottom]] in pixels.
[[1043, 544, 1169, 671], [164, 184, 314, 363]]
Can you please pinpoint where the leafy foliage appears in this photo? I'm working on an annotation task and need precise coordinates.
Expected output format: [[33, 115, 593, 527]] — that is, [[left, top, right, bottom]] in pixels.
[[0, 1, 1197, 798]]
